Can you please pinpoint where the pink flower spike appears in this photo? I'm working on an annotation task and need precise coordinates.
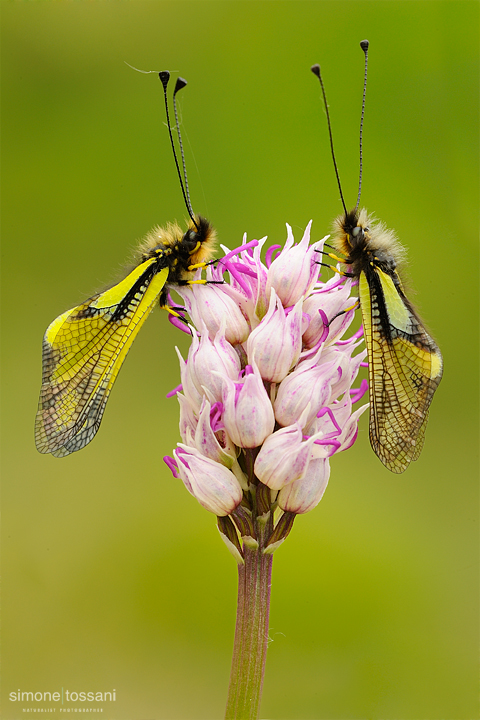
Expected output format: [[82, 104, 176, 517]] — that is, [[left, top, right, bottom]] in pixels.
[[315, 309, 330, 345], [336, 403, 369, 452], [176, 345, 203, 413], [168, 221, 366, 531], [329, 347, 367, 399], [316, 275, 346, 293], [231, 264, 258, 280]]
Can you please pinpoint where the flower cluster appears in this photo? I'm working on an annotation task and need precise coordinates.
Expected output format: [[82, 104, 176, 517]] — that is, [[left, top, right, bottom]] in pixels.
[[164, 222, 368, 558]]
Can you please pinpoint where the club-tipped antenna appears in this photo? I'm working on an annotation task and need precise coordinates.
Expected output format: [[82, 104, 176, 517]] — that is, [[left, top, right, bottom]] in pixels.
[[311, 39, 370, 217], [355, 40, 369, 213], [158, 71, 198, 229], [173, 78, 195, 222], [311, 63, 348, 216]]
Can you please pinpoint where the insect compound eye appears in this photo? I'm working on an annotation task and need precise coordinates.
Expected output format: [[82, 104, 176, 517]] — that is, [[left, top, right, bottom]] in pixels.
[[182, 229, 199, 253], [350, 226, 365, 245]]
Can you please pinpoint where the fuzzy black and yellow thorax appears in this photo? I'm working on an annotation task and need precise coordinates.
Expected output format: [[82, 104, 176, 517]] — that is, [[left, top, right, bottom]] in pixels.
[[139, 214, 217, 289], [333, 207, 405, 280]]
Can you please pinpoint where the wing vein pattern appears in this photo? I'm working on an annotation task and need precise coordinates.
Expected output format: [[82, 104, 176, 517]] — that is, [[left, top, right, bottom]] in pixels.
[[360, 269, 442, 473], [35, 264, 169, 457]]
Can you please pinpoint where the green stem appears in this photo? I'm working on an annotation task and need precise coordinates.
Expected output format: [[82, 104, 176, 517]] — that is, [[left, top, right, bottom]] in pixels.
[[224, 521, 273, 720]]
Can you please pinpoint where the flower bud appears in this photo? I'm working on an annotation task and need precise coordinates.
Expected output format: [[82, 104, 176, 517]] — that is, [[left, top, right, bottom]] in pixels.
[[177, 283, 250, 345], [273, 350, 342, 428], [266, 222, 325, 307], [246, 290, 303, 382], [174, 444, 243, 516], [254, 422, 324, 490], [188, 322, 241, 403], [219, 236, 270, 324], [221, 363, 275, 448], [277, 457, 330, 514]]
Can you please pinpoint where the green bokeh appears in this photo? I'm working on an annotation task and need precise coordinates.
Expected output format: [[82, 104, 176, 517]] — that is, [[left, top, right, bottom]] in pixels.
[[2, 2, 478, 719]]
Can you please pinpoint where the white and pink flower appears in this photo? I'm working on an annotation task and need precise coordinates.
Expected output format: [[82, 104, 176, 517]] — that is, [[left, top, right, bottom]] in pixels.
[[164, 222, 368, 555]]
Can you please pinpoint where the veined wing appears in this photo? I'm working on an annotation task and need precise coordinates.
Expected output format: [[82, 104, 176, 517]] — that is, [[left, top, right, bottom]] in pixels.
[[35, 260, 169, 457], [359, 268, 443, 473]]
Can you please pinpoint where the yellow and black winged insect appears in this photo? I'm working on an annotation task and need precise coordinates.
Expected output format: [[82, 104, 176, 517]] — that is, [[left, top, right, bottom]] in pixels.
[[312, 40, 443, 474], [35, 72, 217, 458]]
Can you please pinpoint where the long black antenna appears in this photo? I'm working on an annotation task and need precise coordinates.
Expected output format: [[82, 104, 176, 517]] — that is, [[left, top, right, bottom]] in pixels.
[[173, 78, 195, 221], [311, 39, 370, 216], [355, 40, 369, 213], [311, 63, 348, 216], [158, 71, 198, 229]]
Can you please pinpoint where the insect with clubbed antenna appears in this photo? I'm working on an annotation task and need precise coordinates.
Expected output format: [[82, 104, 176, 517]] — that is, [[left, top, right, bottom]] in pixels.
[[35, 71, 218, 458], [312, 40, 443, 473]]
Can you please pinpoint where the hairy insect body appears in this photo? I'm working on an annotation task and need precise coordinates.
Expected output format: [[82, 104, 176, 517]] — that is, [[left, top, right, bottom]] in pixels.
[[139, 215, 216, 300]]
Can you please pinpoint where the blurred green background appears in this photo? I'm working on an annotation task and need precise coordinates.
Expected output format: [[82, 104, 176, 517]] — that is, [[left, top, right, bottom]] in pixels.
[[2, 2, 478, 719]]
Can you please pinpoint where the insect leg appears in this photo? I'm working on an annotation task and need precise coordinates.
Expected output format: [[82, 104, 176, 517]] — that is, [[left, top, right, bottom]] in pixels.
[[185, 279, 224, 286], [188, 260, 210, 270], [190, 258, 222, 269], [314, 248, 352, 264], [163, 305, 188, 318], [315, 261, 355, 277], [328, 299, 360, 326], [186, 260, 225, 286]]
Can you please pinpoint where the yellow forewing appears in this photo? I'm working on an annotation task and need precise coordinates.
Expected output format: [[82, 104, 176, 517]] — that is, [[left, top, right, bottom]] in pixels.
[[35, 262, 169, 457], [359, 269, 443, 473], [374, 269, 412, 332]]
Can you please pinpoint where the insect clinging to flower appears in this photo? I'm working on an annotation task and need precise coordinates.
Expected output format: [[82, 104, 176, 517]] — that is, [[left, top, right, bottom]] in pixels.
[[311, 40, 443, 473], [35, 71, 217, 458]]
